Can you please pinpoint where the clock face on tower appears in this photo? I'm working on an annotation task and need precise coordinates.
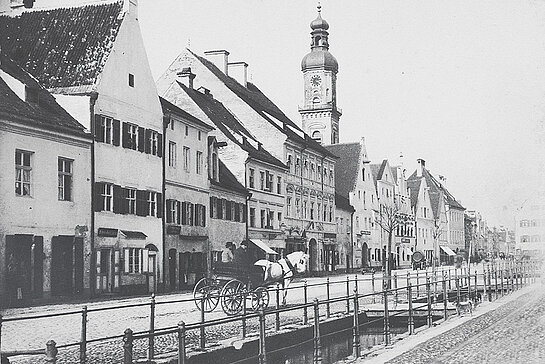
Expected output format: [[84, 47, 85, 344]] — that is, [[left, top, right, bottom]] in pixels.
[[310, 75, 322, 87]]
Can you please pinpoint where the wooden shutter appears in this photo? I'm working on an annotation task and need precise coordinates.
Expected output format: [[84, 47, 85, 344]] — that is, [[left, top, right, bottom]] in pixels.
[[217, 199, 223, 219], [176, 201, 181, 225], [156, 193, 163, 218], [181, 202, 187, 225], [124, 249, 130, 273], [202, 205, 206, 227], [94, 115, 104, 142], [138, 127, 145, 152], [142, 250, 149, 272], [209, 197, 214, 218], [136, 190, 148, 216], [112, 119, 121, 146], [226, 200, 232, 220], [189, 203, 194, 226], [145, 129, 152, 154], [157, 133, 163, 158], [94, 182, 104, 211], [165, 200, 172, 223], [122, 122, 129, 148], [113, 185, 124, 214]]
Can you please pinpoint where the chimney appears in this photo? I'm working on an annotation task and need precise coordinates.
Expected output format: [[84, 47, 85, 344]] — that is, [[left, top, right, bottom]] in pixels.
[[23, 0, 35, 8], [177, 67, 195, 89], [197, 86, 212, 98], [417, 158, 425, 177], [204, 50, 229, 74], [227, 62, 248, 87]]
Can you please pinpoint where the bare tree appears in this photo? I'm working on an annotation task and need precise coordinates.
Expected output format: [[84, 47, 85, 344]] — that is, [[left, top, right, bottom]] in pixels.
[[375, 199, 401, 288]]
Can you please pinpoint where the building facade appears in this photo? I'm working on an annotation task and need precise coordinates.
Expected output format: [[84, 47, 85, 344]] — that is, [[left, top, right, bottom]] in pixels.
[[515, 193, 545, 256]]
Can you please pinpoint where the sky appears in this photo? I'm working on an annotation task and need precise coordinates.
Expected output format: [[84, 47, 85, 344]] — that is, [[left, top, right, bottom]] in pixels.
[[137, 0, 545, 228]]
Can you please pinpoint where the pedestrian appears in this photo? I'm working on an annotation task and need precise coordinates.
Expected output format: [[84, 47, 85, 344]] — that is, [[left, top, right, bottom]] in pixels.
[[222, 242, 234, 263]]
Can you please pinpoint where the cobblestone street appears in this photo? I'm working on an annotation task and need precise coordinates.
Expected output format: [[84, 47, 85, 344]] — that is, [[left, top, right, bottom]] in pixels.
[[358, 279, 545, 364]]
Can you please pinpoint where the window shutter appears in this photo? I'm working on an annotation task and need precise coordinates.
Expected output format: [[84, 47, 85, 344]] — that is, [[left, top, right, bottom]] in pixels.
[[176, 201, 181, 224], [156, 193, 163, 218], [226, 200, 232, 220], [181, 202, 187, 225], [112, 119, 121, 146], [136, 190, 148, 216], [157, 133, 163, 158], [190, 203, 195, 226], [94, 115, 104, 142], [209, 197, 214, 218], [142, 250, 149, 272], [113, 185, 123, 214], [122, 122, 130, 148], [94, 182, 104, 211], [217, 199, 223, 219], [202, 205, 206, 227], [138, 127, 145, 152], [145, 129, 152, 154], [124, 249, 130, 273]]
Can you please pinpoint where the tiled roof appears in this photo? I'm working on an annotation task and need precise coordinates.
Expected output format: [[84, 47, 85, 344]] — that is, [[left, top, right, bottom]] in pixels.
[[160, 96, 214, 131], [324, 142, 361, 198], [370, 160, 388, 189], [335, 192, 354, 212], [406, 178, 421, 209], [181, 84, 287, 169], [190, 50, 336, 158], [0, 53, 88, 137], [0, 1, 124, 90], [211, 159, 249, 195]]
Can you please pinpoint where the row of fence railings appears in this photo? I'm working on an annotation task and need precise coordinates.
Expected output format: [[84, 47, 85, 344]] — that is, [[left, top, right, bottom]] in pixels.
[[0, 260, 539, 363]]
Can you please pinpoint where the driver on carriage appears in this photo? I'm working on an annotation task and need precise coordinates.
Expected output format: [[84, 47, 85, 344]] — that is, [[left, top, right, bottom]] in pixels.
[[233, 240, 252, 267]]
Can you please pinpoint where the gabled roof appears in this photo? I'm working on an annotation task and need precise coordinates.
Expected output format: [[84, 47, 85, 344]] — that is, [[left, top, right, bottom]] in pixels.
[[190, 50, 336, 158], [160, 96, 214, 131], [406, 178, 421, 210], [211, 159, 249, 195], [181, 84, 286, 169], [0, 1, 124, 90], [324, 142, 360, 198], [0, 53, 88, 137], [370, 160, 389, 189]]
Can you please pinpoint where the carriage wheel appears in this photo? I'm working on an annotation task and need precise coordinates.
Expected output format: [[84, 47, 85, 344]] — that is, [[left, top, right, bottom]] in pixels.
[[250, 287, 270, 311], [193, 277, 220, 312], [220, 279, 246, 315]]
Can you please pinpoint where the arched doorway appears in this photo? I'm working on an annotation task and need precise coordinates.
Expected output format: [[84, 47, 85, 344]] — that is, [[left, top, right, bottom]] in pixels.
[[362, 243, 369, 268], [309, 239, 318, 273]]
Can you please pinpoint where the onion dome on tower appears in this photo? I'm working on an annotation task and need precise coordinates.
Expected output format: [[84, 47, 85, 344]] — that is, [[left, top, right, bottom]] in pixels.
[[301, 4, 338, 72]]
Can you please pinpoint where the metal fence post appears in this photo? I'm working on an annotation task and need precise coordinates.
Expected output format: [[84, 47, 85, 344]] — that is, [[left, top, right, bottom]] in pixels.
[[45, 340, 58, 364], [304, 280, 309, 325], [80, 306, 88, 363], [149, 294, 156, 360], [383, 282, 391, 346], [448, 268, 452, 291], [275, 284, 280, 331], [326, 277, 331, 318], [242, 291, 247, 339], [346, 275, 350, 314], [406, 272, 411, 303], [487, 268, 492, 302], [408, 284, 414, 335], [416, 270, 420, 297], [393, 273, 398, 306], [494, 268, 498, 300], [123, 329, 133, 364], [259, 309, 267, 364], [355, 274, 359, 295], [456, 277, 461, 305], [200, 297, 206, 349], [352, 289, 360, 358], [474, 269, 478, 296], [443, 273, 448, 321], [426, 277, 432, 328], [178, 321, 186, 364], [500, 269, 504, 297], [313, 299, 322, 364]]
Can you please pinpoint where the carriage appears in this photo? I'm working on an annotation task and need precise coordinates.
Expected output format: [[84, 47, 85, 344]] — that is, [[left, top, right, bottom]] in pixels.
[[193, 262, 270, 315], [193, 247, 309, 315]]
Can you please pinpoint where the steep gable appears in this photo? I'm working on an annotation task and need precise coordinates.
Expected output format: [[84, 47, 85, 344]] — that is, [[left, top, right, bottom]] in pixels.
[[407, 178, 421, 210], [324, 142, 361, 198], [0, 1, 124, 90]]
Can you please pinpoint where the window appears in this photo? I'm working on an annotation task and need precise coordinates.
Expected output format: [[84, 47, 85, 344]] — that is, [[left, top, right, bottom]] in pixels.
[[287, 155, 293, 173], [124, 123, 138, 150], [126, 248, 146, 273], [15, 150, 32, 196], [249, 168, 255, 188], [296, 198, 301, 218], [261, 209, 266, 228], [101, 183, 113, 212], [329, 205, 333, 222], [185, 125, 189, 136], [277, 176, 282, 194], [166, 199, 177, 224], [198, 130, 202, 141], [95, 116, 117, 144], [317, 203, 321, 221], [148, 192, 157, 217], [268, 210, 274, 229], [286, 197, 292, 217], [150, 131, 159, 155], [128, 73, 135, 87], [295, 157, 301, 175], [183, 147, 190, 172], [323, 203, 328, 221], [212, 153, 218, 180], [329, 169, 334, 185], [260, 171, 265, 190], [58, 158, 73, 201], [303, 201, 308, 219], [250, 208, 256, 227], [196, 151, 203, 174], [312, 130, 322, 144], [362, 168, 365, 181], [310, 202, 315, 220], [126, 188, 137, 214], [169, 141, 177, 167], [278, 212, 282, 226]]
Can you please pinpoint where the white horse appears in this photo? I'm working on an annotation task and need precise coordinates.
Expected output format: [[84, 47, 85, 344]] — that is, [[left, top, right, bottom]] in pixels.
[[254, 251, 309, 305]]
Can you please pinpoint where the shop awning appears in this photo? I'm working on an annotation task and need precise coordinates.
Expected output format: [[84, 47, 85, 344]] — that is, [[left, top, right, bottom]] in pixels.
[[120, 230, 147, 239], [440, 246, 456, 256], [250, 239, 278, 255]]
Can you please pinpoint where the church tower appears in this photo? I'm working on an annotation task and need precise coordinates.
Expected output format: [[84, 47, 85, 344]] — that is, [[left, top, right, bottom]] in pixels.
[[300, 5, 341, 145]]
